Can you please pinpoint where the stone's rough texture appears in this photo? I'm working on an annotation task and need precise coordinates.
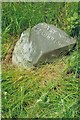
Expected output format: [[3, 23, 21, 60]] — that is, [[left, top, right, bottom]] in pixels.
[[12, 23, 76, 68]]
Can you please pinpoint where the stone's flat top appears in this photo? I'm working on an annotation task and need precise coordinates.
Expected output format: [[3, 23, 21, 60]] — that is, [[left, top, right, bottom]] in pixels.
[[12, 23, 76, 68], [34, 23, 75, 42], [34, 23, 76, 44], [31, 23, 76, 53]]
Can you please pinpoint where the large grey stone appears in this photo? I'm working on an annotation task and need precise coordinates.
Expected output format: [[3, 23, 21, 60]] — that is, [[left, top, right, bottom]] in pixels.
[[12, 23, 76, 68]]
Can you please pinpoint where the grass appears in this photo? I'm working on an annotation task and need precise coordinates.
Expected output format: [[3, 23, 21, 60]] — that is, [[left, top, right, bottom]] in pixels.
[[2, 46, 79, 118], [2, 2, 78, 37]]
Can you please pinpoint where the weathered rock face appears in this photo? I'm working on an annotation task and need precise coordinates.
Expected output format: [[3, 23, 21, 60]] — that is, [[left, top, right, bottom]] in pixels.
[[12, 23, 76, 68]]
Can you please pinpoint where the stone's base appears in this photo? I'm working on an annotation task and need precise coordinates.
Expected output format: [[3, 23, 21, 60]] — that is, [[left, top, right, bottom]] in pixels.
[[12, 23, 76, 68]]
